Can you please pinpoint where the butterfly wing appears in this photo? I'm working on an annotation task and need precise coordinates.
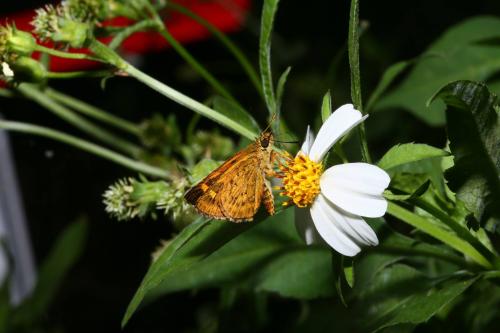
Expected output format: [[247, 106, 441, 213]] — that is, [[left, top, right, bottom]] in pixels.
[[217, 159, 264, 221], [184, 145, 264, 221]]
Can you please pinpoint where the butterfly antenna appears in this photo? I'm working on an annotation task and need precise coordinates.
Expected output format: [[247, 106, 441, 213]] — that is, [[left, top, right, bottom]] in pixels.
[[275, 139, 299, 144], [262, 112, 277, 133]]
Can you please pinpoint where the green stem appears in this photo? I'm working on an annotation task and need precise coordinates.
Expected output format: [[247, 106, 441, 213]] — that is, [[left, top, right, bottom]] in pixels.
[[88, 39, 127, 69], [347, 0, 371, 163], [334, 144, 348, 163], [124, 62, 257, 140], [387, 201, 492, 269], [411, 197, 496, 267], [45, 88, 140, 136], [154, 23, 239, 105], [18, 84, 141, 157], [87, 38, 257, 140], [45, 70, 113, 79], [34, 44, 103, 62], [167, 2, 263, 99], [109, 20, 158, 50], [0, 120, 169, 178], [141, 1, 239, 104]]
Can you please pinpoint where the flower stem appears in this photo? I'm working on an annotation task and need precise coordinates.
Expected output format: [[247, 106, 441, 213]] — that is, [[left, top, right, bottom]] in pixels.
[[124, 62, 257, 140], [0, 120, 169, 179], [33, 44, 103, 62], [166, 2, 263, 99], [17, 84, 141, 157], [44, 87, 141, 136], [87, 38, 257, 140], [45, 70, 113, 79], [152, 19, 240, 105], [88, 39, 127, 69], [109, 20, 158, 50], [347, 0, 371, 163], [387, 201, 493, 269]]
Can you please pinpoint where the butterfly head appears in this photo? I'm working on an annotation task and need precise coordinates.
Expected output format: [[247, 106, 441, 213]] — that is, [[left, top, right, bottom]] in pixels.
[[259, 130, 274, 151]]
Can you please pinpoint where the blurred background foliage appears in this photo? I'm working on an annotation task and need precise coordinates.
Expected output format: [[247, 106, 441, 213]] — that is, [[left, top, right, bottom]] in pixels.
[[1, 0, 500, 332]]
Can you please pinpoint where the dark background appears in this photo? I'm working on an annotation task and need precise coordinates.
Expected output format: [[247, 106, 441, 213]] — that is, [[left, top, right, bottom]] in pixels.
[[1, 1, 500, 332]]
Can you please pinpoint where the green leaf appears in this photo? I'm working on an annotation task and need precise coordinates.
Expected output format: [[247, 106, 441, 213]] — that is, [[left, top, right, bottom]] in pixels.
[[210, 96, 261, 135], [344, 257, 355, 288], [144, 210, 298, 297], [365, 60, 412, 113], [388, 155, 452, 199], [354, 222, 466, 296], [460, 280, 500, 333], [375, 16, 500, 125], [255, 247, 334, 299], [14, 219, 88, 325], [377, 143, 449, 171], [122, 217, 239, 326], [431, 80, 500, 227], [321, 91, 332, 123], [360, 264, 479, 332], [139, 210, 336, 302], [259, 0, 280, 115], [384, 180, 430, 201], [276, 66, 291, 113], [274, 66, 291, 135], [188, 158, 222, 184], [387, 202, 492, 268]]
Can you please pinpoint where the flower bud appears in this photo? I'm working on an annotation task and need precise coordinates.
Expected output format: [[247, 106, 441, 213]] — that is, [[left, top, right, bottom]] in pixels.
[[52, 19, 91, 48], [32, 4, 93, 48], [0, 25, 37, 59]]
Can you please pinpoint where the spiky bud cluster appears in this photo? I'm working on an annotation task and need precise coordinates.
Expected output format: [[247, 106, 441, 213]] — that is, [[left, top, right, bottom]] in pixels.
[[31, 0, 106, 48], [103, 177, 196, 224]]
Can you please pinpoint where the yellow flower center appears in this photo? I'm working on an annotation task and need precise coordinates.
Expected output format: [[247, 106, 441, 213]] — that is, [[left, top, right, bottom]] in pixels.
[[278, 153, 323, 208]]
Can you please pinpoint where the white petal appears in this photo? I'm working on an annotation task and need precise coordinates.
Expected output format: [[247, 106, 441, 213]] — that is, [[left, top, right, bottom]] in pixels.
[[326, 202, 379, 246], [2, 62, 13, 77], [320, 163, 390, 218], [294, 206, 323, 245], [309, 104, 367, 162], [310, 194, 361, 256], [323, 163, 390, 194], [300, 126, 315, 155]]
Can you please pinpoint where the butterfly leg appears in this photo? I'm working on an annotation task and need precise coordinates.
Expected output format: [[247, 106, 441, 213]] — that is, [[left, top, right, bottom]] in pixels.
[[265, 150, 283, 178], [263, 180, 275, 215]]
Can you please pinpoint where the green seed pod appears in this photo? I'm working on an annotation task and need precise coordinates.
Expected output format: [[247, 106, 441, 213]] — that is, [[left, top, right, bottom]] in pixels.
[[10, 57, 47, 83]]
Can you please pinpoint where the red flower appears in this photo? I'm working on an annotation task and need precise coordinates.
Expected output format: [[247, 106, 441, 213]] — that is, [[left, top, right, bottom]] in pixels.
[[1, 0, 250, 72]]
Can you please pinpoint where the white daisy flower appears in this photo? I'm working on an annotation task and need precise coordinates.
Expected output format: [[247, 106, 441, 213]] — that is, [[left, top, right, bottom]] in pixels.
[[278, 104, 390, 256]]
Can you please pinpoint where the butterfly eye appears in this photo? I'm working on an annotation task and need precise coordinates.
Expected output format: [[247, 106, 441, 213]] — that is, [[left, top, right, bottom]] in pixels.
[[261, 137, 269, 148]]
